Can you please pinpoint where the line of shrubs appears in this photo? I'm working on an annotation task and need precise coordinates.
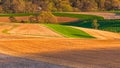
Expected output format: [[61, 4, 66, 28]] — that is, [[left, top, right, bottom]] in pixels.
[[9, 11, 58, 24]]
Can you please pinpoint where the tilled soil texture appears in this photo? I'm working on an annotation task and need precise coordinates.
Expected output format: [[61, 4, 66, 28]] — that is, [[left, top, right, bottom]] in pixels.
[[0, 53, 69, 68], [0, 23, 63, 38], [0, 39, 120, 68], [8, 24, 62, 38]]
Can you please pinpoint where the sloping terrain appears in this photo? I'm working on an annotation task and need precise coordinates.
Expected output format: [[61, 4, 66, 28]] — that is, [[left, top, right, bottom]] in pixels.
[[0, 23, 62, 39], [0, 53, 68, 68], [8, 24, 62, 38], [72, 26, 120, 40], [46, 24, 94, 38], [0, 39, 120, 68], [0, 13, 120, 68]]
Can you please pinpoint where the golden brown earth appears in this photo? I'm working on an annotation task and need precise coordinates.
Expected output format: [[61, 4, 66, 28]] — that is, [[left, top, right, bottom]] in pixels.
[[0, 22, 120, 68], [0, 38, 120, 68]]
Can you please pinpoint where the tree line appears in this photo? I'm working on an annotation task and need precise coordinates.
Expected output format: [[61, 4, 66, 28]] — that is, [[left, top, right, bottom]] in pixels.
[[0, 0, 120, 13]]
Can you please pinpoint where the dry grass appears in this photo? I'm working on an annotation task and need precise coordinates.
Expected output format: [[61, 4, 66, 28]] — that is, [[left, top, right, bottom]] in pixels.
[[72, 26, 120, 40]]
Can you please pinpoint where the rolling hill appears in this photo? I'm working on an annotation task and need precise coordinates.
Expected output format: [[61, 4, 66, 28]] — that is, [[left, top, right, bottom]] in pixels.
[[0, 12, 120, 68]]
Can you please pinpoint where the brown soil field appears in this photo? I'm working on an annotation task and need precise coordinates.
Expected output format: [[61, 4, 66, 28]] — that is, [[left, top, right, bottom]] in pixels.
[[0, 23, 120, 68], [0, 16, 29, 23], [57, 16, 78, 23], [0, 16, 78, 23], [67, 12, 120, 19], [8, 24, 62, 38], [0, 39, 120, 68], [0, 23, 63, 38]]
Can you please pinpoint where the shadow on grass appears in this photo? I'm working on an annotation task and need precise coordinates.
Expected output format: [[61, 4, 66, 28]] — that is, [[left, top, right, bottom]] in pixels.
[[60, 20, 93, 29], [71, 34, 94, 38]]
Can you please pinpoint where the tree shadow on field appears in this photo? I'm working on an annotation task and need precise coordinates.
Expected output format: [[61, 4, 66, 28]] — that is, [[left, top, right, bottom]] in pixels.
[[71, 34, 94, 38], [29, 48, 120, 68], [61, 20, 93, 29], [0, 53, 68, 68]]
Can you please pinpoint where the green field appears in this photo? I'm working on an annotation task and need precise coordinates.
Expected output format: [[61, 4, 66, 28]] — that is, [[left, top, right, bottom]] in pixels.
[[0, 13, 120, 33], [62, 19, 120, 33], [51, 13, 120, 33], [0, 13, 104, 20], [45, 24, 94, 38], [106, 11, 120, 14], [0, 13, 34, 17], [53, 13, 104, 20]]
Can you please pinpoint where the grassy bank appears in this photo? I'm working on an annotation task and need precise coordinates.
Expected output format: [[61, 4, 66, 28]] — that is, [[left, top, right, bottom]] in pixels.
[[53, 13, 104, 20], [0, 13, 104, 20], [0, 13, 33, 17], [45, 24, 94, 38]]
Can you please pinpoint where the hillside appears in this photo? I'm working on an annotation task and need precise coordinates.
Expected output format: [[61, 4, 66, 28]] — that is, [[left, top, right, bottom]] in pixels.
[[0, 12, 120, 68], [54, 12, 120, 33], [0, 0, 120, 13], [0, 38, 120, 68], [73, 26, 120, 39]]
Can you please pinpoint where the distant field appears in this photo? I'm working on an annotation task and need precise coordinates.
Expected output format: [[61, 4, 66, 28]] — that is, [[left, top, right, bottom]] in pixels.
[[45, 24, 94, 38], [53, 13, 104, 20], [0, 12, 120, 33], [52, 12, 120, 33], [0, 13, 33, 17], [0, 13, 104, 20], [106, 11, 120, 14], [62, 19, 120, 33]]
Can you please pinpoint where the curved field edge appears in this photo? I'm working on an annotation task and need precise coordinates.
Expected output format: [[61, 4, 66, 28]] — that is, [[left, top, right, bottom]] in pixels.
[[0, 13, 33, 17], [62, 19, 120, 33], [0, 13, 104, 20], [53, 13, 104, 20], [1, 24, 63, 38], [45, 24, 94, 38]]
